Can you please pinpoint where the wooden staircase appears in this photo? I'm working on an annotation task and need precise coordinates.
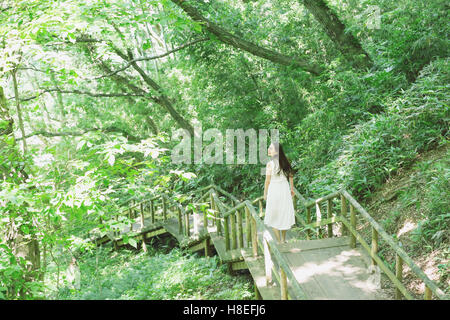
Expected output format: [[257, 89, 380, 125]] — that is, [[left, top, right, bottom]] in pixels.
[[87, 184, 448, 300]]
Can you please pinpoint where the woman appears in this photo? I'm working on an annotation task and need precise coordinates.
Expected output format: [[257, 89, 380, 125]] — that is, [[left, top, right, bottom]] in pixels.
[[263, 141, 296, 244]]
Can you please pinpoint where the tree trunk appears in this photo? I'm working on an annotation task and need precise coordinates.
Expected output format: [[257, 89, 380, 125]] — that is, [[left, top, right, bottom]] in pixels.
[[301, 0, 372, 69], [111, 45, 194, 136], [171, 0, 323, 75], [11, 69, 28, 154], [86, 42, 187, 136], [0, 85, 40, 297]]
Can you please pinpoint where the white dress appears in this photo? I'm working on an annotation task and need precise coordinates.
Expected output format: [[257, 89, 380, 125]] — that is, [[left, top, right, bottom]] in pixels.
[[264, 158, 295, 230]]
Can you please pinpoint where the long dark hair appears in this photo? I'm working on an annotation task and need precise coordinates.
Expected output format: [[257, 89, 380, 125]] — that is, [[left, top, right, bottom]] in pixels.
[[271, 141, 296, 179]]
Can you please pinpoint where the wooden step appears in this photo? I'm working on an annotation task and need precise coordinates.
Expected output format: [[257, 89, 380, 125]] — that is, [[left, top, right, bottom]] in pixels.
[[278, 236, 350, 253], [241, 248, 281, 300], [279, 237, 384, 299], [209, 232, 244, 263], [163, 217, 209, 248]]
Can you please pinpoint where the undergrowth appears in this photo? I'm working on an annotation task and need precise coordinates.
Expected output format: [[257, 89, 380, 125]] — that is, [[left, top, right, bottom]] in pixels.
[[45, 245, 254, 300]]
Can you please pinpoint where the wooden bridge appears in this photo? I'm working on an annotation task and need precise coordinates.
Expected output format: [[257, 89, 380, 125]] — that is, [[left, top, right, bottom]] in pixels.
[[88, 184, 448, 300]]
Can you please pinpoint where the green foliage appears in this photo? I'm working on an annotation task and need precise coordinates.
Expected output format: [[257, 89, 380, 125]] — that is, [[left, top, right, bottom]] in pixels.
[[1, 0, 449, 300], [48, 246, 253, 300], [298, 58, 449, 199], [410, 154, 450, 246]]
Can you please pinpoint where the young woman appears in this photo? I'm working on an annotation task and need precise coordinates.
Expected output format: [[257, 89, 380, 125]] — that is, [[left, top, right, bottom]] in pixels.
[[263, 142, 296, 244]]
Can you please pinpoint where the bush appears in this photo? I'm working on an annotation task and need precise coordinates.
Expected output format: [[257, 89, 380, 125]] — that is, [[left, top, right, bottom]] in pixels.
[[47, 246, 253, 300], [305, 58, 449, 199]]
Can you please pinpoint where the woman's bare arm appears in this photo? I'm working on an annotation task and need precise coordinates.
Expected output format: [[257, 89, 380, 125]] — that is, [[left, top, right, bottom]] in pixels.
[[289, 173, 294, 197], [264, 162, 271, 200]]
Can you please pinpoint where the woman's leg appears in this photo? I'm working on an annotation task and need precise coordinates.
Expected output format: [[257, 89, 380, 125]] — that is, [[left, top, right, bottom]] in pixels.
[[281, 230, 287, 243], [272, 228, 280, 242]]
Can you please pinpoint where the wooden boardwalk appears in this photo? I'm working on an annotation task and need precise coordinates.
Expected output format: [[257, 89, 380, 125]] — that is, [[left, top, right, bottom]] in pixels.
[[88, 185, 448, 300]]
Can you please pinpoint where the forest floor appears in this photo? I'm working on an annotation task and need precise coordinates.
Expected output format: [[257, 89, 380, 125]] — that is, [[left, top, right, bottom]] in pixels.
[[45, 241, 254, 300], [362, 142, 449, 298]]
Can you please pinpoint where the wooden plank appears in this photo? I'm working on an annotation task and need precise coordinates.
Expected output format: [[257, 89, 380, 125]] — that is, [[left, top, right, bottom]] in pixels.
[[284, 244, 383, 299], [188, 241, 207, 253], [231, 260, 247, 271], [210, 232, 243, 263], [241, 248, 281, 300], [304, 216, 341, 229], [245, 202, 307, 300], [163, 218, 186, 243], [278, 236, 350, 253], [283, 250, 324, 299], [141, 227, 167, 239]]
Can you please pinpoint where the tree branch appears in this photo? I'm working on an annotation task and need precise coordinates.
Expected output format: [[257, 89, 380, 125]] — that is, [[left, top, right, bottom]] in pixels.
[[108, 35, 194, 135], [16, 126, 141, 142], [93, 37, 209, 80], [16, 88, 148, 102], [170, 0, 323, 75]]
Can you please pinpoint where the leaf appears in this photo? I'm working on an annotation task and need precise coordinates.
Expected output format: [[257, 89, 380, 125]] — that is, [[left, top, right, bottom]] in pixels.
[[128, 238, 137, 248], [20, 225, 30, 234], [107, 154, 115, 166], [76, 140, 86, 151]]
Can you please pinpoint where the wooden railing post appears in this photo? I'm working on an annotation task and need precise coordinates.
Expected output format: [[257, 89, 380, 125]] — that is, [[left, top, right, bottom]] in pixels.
[[185, 208, 191, 237], [350, 204, 356, 248], [263, 238, 272, 285], [114, 213, 119, 237], [371, 227, 378, 265], [217, 212, 222, 236], [162, 197, 167, 221], [424, 286, 432, 300], [280, 268, 288, 300], [315, 202, 322, 238], [209, 192, 214, 228], [150, 199, 155, 224], [140, 202, 148, 253], [231, 212, 237, 249], [178, 207, 183, 234], [258, 199, 263, 217], [224, 215, 230, 251], [139, 203, 145, 231], [237, 208, 244, 248], [306, 206, 311, 239], [292, 194, 297, 226], [245, 206, 251, 247], [327, 199, 333, 238], [340, 194, 348, 235], [193, 205, 200, 236], [251, 216, 258, 257], [395, 254, 403, 300]]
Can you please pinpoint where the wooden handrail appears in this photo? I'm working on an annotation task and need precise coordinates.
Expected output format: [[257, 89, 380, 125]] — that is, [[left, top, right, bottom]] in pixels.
[[211, 185, 240, 203], [244, 200, 307, 300], [304, 190, 340, 209], [110, 183, 448, 300], [339, 189, 448, 300]]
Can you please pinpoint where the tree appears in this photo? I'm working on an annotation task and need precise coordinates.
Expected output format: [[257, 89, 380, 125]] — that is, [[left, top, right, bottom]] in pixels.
[[170, 0, 323, 75], [300, 0, 372, 69]]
